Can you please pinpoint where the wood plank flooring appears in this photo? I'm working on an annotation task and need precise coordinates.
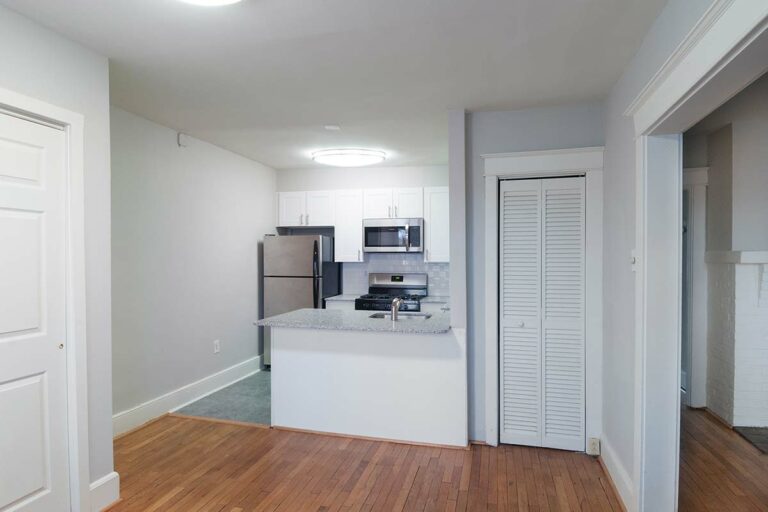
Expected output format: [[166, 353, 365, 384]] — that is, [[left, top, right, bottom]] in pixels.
[[679, 407, 768, 511], [109, 415, 623, 511]]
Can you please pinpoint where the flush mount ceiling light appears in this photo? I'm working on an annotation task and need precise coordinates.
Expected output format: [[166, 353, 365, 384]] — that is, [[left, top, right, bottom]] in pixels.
[[312, 149, 386, 167], [178, 0, 242, 6]]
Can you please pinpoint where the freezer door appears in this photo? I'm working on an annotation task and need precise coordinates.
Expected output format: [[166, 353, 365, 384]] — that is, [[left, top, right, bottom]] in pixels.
[[264, 276, 322, 316], [264, 235, 324, 277]]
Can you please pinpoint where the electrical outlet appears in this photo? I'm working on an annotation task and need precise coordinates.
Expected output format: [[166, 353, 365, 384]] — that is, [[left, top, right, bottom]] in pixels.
[[587, 437, 601, 456], [213, 339, 221, 354]]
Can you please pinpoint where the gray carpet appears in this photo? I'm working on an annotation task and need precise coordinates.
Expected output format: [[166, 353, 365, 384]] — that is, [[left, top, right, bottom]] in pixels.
[[176, 371, 271, 425], [735, 426, 768, 454]]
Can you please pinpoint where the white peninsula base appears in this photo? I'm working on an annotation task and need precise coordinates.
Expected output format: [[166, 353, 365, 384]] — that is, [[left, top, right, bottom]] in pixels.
[[270, 326, 468, 447]]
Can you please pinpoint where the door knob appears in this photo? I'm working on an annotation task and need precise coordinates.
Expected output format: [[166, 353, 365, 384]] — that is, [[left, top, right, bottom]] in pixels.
[[518, 321, 525, 328]]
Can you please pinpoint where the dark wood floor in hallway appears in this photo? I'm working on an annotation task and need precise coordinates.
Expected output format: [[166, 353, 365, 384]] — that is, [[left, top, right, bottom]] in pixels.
[[680, 407, 768, 511], [109, 415, 623, 511]]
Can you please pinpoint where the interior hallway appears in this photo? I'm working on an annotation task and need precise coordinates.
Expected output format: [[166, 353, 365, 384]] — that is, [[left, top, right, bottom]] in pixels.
[[109, 415, 622, 511], [680, 408, 768, 511]]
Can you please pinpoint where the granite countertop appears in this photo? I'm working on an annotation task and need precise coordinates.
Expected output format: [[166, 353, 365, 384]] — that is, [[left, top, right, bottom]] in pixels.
[[256, 308, 451, 334], [421, 295, 449, 304], [324, 294, 359, 302]]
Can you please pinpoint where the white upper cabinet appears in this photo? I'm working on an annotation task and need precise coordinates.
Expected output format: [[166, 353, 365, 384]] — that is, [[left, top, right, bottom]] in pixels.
[[278, 191, 306, 227], [363, 188, 424, 218], [305, 190, 335, 226], [277, 191, 335, 227], [363, 189, 394, 219], [334, 189, 364, 262], [424, 187, 449, 262], [393, 187, 424, 218]]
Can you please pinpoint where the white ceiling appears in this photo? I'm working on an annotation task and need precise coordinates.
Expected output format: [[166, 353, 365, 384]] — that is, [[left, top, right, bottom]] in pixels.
[[2, 0, 666, 169]]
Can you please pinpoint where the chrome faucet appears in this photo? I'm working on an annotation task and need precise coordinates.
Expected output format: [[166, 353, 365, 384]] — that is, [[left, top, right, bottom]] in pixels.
[[391, 297, 404, 321]]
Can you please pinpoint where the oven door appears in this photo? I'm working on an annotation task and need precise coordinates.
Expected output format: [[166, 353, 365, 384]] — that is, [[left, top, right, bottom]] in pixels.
[[363, 218, 423, 253]]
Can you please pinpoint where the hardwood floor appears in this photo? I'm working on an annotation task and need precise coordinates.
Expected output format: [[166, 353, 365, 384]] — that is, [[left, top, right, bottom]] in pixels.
[[680, 407, 768, 511], [109, 415, 623, 511]]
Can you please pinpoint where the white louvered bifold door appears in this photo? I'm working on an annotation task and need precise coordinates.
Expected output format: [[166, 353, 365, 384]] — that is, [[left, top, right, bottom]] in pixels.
[[499, 177, 585, 451], [541, 177, 585, 451], [499, 179, 542, 446]]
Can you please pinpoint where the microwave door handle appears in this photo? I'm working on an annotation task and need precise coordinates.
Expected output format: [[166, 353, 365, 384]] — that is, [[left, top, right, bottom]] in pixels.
[[404, 223, 410, 252]]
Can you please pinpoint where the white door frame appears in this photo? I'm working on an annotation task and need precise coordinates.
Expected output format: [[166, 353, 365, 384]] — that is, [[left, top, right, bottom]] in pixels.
[[624, 1, 768, 510], [0, 87, 91, 511], [683, 168, 709, 409], [482, 146, 604, 448]]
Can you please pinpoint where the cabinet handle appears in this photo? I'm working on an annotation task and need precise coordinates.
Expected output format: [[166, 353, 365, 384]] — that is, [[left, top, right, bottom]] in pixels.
[[299, 213, 303, 225], [358, 249, 361, 261], [305, 213, 309, 225], [394, 205, 398, 217], [425, 249, 429, 261], [387, 205, 391, 218]]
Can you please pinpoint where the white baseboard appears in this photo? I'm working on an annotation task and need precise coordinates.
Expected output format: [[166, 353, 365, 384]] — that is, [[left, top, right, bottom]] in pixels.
[[113, 356, 262, 436], [600, 436, 634, 512], [90, 471, 120, 512]]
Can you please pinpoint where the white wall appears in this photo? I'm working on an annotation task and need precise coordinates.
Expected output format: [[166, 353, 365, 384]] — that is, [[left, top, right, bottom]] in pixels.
[[0, 5, 114, 483], [601, 0, 716, 505], [276, 165, 447, 191], [466, 104, 605, 441], [111, 107, 276, 415]]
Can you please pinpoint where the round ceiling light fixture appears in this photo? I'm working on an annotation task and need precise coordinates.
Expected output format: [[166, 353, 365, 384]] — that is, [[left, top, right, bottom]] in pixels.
[[312, 148, 386, 167], [178, 0, 242, 6]]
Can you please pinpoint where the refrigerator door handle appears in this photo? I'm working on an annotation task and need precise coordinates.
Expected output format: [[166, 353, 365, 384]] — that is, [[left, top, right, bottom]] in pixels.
[[312, 240, 320, 308]]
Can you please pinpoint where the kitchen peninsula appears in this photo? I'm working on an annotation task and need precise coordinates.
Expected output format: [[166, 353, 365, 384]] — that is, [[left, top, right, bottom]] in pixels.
[[257, 308, 467, 447]]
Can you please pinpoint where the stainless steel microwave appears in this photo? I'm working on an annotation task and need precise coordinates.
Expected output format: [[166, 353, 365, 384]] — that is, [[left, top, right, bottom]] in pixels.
[[363, 218, 423, 253]]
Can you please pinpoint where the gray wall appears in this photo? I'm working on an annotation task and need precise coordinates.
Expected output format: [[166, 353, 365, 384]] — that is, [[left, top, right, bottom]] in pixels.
[[111, 107, 276, 414], [0, 6, 113, 482], [686, 73, 768, 250], [465, 104, 605, 441], [601, 0, 716, 499]]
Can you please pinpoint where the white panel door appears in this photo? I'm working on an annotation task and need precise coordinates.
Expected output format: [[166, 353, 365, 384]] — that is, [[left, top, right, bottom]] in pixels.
[[498, 177, 585, 451], [0, 114, 70, 510], [423, 187, 449, 262], [392, 187, 423, 218], [305, 190, 335, 226], [498, 179, 542, 447], [334, 189, 364, 262], [278, 191, 306, 226], [363, 188, 393, 219], [541, 177, 585, 451]]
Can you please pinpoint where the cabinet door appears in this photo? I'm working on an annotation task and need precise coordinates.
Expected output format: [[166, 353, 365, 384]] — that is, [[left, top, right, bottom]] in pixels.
[[393, 187, 423, 218], [278, 191, 306, 227], [424, 187, 450, 262], [334, 189, 364, 262], [306, 190, 335, 226], [363, 188, 393, 218]]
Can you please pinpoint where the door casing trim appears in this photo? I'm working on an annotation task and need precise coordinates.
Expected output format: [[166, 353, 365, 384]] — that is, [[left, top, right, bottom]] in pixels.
[[0, 86, 92, 511]]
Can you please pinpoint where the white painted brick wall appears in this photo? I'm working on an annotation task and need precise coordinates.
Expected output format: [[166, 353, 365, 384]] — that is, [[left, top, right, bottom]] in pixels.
[[707, 263, 736, 425], [733, 264, 768, 426]]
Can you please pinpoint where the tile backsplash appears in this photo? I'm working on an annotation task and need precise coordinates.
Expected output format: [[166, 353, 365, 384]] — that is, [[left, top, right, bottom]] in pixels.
[[342, 253, 450, 296]]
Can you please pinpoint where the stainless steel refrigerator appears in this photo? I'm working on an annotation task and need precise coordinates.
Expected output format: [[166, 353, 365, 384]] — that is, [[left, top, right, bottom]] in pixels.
[[262, 234, 340, 366]]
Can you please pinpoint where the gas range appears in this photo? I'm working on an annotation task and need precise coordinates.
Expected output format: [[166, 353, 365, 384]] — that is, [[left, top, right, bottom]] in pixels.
[[354, 273, 427, 312]]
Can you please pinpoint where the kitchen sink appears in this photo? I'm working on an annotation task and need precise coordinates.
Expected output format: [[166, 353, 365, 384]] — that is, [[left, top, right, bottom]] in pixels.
[[369, 312, 432, 321]]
